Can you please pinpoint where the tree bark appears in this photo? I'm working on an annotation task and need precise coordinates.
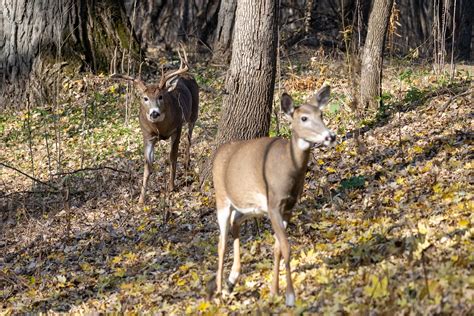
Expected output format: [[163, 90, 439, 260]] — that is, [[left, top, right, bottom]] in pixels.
[[216, 0, 279, 145], [457, 0, 474, 60], [212, 0, 237, 63], [360, 0, 394, 109], [0, 0, 139, 108], [124, 0, 220, 52]]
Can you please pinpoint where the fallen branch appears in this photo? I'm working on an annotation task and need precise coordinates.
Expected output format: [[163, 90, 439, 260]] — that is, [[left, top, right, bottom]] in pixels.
[[0, 162, 58, 191], [0, 190, 58, 198], [441, 89, 472, 112], [53, 166, 130, 176]]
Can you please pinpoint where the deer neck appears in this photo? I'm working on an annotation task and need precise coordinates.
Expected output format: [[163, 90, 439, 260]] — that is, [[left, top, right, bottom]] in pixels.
[[288, 133, 311, 175]]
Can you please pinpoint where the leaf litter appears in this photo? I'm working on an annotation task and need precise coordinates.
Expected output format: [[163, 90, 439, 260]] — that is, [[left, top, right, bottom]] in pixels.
[[0, 52, 473, 314]]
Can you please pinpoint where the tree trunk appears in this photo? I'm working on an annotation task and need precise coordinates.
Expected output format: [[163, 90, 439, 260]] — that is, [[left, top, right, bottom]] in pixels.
[[394, 0, 433, 57], [216, 0, 279, 145], [196, 0, 221, 46], [0, 0, 139, 108], [305, 0, 319, 34], [360, 0, 394, 109], [123, 0, 220, 52], [212, 0, 237, 63], [457, 0, 474, 60]]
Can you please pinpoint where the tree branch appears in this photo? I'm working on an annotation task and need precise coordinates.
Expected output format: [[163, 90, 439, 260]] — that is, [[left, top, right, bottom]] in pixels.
[[441, 89, 472, 112], [0, 162, 58, 191], [53, 166, 130, 176]]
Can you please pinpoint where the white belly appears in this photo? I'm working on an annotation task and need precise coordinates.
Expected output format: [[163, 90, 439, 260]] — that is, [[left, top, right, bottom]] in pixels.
[[230, 193, 268, 219]]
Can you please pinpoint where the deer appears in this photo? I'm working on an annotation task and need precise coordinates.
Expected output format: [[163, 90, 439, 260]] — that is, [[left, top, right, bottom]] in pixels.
[[210, 85, 336, 307], [111, 49, 199, 204]]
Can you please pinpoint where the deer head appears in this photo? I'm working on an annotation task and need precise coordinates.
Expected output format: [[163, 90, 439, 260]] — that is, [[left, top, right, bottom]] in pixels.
[[281, 85, 336, 148], [111, 48, 189, 123]]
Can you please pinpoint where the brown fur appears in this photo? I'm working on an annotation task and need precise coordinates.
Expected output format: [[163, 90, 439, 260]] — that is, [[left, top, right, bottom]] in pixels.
[[211, 86, 335, 306], [137, 74, 199, 204]]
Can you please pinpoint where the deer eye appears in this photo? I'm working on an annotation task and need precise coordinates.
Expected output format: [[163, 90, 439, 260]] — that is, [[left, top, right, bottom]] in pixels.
[[301, 116, 308, 122], [158, 95, 163, 100], [143, 96, 149, 102]]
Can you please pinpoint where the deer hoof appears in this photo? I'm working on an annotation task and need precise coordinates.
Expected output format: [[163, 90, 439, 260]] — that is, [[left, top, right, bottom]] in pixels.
[[285, 292, 295, 307]]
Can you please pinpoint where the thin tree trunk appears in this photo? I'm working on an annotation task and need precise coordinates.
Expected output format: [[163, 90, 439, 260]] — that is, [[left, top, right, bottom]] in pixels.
[[360, 0, 394, 109], [216, 0, 279, 144], [213, 0, 237, 63], [394, 0, 433, 57]]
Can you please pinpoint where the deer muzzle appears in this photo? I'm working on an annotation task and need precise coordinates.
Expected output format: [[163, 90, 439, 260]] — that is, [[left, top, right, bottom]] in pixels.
[[323, 130, 336, 147], [148, 108, 165, 122]]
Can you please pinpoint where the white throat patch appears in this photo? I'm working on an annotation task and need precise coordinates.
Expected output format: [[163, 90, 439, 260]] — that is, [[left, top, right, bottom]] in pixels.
[[297, 138, 311, 150]]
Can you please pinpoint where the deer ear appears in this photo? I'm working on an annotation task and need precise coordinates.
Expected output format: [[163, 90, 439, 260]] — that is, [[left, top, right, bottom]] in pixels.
[[165, 77, 179, 92], [281, 93, 294, 117], [110, 74, 147, 92], [315, 85, 331, 109], [134, 79, 147, 92]]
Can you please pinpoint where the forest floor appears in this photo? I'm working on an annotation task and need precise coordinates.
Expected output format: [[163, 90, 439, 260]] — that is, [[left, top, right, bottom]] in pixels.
[[1, 50, 473, 314]]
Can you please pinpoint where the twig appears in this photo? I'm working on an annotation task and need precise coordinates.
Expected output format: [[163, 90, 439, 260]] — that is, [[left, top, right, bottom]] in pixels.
[[53, 166, 129, 176], [0, 190, 57, 198], [0, 162, 58, 191], [3, 235, 44, 263], [0, 270, 31, 288], [441, 89, 472, 112]]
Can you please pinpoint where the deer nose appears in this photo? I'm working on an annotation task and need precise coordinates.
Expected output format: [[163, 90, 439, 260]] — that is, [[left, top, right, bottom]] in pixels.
[[150, 110, 160, 119]]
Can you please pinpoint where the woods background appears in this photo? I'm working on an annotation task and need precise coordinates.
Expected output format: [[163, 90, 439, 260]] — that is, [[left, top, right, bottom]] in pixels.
[[1, 0, 473, 107], [0, 0, 473, 314]]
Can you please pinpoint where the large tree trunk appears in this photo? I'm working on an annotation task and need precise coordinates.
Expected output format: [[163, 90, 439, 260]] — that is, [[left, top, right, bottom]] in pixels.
[[123, 0, 220, 53], [216, 0, 279, 145], [457, 0, 474, 60], [0, 0, 139, 108], [212, 0, 237, 63], [360, 0, 394, 109]]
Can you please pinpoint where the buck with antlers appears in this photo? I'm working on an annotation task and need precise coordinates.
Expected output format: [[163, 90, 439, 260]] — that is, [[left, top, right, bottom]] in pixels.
[[112, 49, 199, 204], [210, 85, 336, 306]]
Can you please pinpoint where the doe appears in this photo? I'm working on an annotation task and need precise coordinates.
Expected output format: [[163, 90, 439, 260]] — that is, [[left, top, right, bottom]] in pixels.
[[211, 85, 336, 306]]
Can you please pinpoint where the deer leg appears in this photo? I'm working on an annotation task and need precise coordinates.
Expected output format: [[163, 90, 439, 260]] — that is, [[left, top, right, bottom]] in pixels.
[[216, 199, 231, 294], [139, 139, 155, 204], [228, 212, 243, 292], [185, 122, 194, 169], [271, 234, 281, 296], [168, 128, 181, 191], [269, 210, 295, 307]]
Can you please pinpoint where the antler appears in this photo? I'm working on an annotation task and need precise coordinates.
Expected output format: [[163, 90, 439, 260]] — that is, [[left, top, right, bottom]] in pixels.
[[110, 73, 136, 81], [159, 45, 189, 88], [110, 73, 146, 91]]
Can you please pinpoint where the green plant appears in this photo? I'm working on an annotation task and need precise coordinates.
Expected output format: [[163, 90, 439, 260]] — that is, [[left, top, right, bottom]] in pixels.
[[399, 69, 413, 84], [339, 176, 366, 191], [403, 86, 424, 103]]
